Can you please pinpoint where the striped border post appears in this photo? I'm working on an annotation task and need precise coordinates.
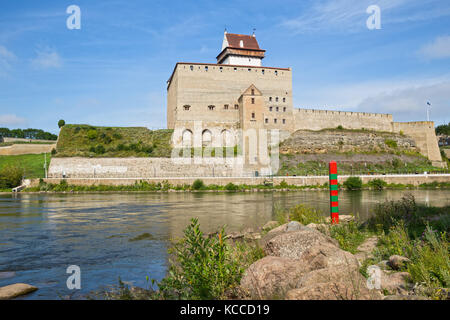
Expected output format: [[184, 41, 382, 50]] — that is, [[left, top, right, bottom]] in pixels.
[[329, 161, 339, 224]]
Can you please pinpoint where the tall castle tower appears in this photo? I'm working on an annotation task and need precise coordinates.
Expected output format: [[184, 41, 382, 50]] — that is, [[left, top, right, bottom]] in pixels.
[[216, 30, 265, 66]]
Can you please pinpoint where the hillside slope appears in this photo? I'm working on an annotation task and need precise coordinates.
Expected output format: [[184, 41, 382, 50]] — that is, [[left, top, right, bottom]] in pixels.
[[56, 125, 173, 157], [278, 129, 442, 175]]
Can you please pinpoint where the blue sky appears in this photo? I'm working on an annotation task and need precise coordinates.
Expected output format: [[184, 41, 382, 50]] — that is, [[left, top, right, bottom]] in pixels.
[[0, 0, 449, 133]]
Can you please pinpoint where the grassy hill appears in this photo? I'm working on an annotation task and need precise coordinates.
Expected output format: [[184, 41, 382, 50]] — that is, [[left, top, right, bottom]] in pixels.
[[0, 153, 50, 179], [55, 125, 173, 157]]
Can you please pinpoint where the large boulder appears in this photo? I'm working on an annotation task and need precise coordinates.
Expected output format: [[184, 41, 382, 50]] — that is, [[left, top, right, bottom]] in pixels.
[[380, 271, 412, 295], [263, 228, 339, 259], [298, 242, 360, 271], [285, 281, 382, 300], [240, 256, 307, 299], [262, 221, 279, 232], [388, 255, 411, 270], [354, 236, 379, 264], [0, 283, 38, 300]]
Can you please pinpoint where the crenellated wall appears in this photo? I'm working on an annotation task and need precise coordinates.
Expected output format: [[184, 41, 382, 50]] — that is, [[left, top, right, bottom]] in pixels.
[[294, 108, 393, 132]]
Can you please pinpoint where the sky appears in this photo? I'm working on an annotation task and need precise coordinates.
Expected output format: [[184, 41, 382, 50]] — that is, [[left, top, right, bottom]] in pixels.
[[0, 0, 449, 133]]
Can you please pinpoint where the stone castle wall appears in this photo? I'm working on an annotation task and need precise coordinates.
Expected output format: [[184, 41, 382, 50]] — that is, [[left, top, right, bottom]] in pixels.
[[294, 108, 394, 132]]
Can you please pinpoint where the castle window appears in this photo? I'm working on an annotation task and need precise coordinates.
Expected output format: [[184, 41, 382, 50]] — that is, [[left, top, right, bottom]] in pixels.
[[220, 67, 223, 72], [269, 97, 272, 102], [248, 68, 251, 72], [224, 104, 229, 110], [251, 89, 255, 95], [262, 69, 265, 74], [208, 105, 215, 110], [275, 70, 278, 76], [283, 98, 286, 102], [183, 105, 191, 111], [283, 107, 286, 112], [275, 97, 279, 102], [276, 107, 279, 112], [265, 118, 268, 124], [234, 104, 239, 110], [251, 98, 255, 104], [234, 67, 237, 72], [274, 118, 277, 124], [269, 106, 273, 111], [205, 66, 208, 71], [252, 112, 255, 119], [190, 65, 193, 71], [282, 119, 286, 124]]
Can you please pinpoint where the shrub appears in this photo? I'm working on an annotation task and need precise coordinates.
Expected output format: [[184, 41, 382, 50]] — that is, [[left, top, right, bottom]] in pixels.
[[288, 204, 325, 225], [157, 218, 243, 299], [112, 133, 123, 140], [51, 148, 56, 155], [330, 221, 367, 253], [58, 119, 65, 128], [95, 145, 105, 154], [337, 125, 344, 130], [87, 129, 98, 140], [279, 180, 289, 188], [192, 179, 205, 190], [368, 179, 387, 190], [384, 138, 398, 149], [343, 176, 362, 190], [0, 165, 24, 188], [225, 182, 238, 191]]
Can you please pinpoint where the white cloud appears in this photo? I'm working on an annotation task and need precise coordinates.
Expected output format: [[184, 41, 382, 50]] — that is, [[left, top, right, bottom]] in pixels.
[[31, 47, 62, 69], [0, 45, 17, 76], [295, 76, 450, 123], [280, 0, 449, 34], [419, 35, 450, 60], [0, 114, 27, 127]]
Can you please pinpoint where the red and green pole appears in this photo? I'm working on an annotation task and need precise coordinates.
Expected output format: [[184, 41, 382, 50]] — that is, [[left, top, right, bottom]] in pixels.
[[329, 161, 339, 224]]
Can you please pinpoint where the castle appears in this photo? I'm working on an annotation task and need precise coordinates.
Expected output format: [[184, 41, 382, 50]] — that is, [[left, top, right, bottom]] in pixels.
[[167, 31, 444, 167]]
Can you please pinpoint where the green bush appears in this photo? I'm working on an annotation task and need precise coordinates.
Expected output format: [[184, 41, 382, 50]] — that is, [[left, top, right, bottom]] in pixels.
[[0, 165, 24, 188], [343, 176, 362, 190], [279, 180, 289, 188], [95, 145, 106, 154], [225, 182, 238, 191], [157, 218, 243, 299], [58, 119, 65, 128], [192, 179, 205, 190], [368, 179, 387, 190], [329, 221, 367, 253], [337, 125, 344, 130], [87, 129, 98, 140], [288, 204, 325, 225], [384, 138, 398, 149]]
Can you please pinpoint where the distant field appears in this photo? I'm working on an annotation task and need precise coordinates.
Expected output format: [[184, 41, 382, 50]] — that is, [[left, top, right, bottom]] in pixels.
[[0, 153, 50, 179], [56, 125, 173, 157]]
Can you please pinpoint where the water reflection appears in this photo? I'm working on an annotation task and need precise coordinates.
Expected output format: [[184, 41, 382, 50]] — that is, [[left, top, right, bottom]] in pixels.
[[0, 190, 448, 299]]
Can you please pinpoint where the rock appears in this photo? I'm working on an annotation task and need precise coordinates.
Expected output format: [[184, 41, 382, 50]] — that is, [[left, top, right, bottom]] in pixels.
[[286, 281, 382, 300], [0, 283, 38, 300], [306, 223, 330, 235], [354, 236, 379, 264], [388, 255, 411, 270], [380, 271, 412, 295], [264, 228, 338, 259], [339, 215, 355, 223], [377, 260, 389, 269], [262, 221, 278, 231], [244, 232, 261, 240], [259, 221, 310, 248], [383, 295, 429, 300], [299, 242, 360, 271], [240, 256, 306, 299]]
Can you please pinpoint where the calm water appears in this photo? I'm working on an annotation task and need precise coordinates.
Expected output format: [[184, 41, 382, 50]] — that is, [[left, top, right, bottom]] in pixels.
[[0, 190, 449, 299]]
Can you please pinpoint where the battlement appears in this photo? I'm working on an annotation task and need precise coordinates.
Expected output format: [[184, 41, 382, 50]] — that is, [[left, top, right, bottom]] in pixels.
[[296, 108, 393, 119]]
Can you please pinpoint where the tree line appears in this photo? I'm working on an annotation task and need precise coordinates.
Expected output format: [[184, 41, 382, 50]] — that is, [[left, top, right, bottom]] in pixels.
[[0, 128, 57, 140], [436, 123, 450, 136]]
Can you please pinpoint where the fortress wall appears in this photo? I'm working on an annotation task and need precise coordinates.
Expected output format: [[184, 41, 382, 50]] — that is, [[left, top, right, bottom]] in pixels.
[[48, 157, 271, 179], [393, 121, 443, 163], [294, 109, 394, 132], [0, 143, 55, 156], [167, 63, 294, 132]]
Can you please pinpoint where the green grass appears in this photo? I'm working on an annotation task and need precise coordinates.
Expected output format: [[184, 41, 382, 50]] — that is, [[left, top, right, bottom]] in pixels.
[[55, 124, 173, 157], [0, 153, 50, 179]]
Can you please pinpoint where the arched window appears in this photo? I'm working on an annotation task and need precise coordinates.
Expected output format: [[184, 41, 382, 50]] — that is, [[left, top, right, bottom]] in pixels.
[[202, 129, 212, 147], [221, 129, 234, 147], [208, 105, 215, 111], [182, 129, 193, 146], [183, 105, 191, 111]]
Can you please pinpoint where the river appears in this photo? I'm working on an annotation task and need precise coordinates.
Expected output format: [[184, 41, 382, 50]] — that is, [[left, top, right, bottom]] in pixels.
[[0, 190, 448, 299]]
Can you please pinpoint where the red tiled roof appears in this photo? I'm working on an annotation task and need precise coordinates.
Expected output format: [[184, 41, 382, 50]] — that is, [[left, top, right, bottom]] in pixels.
[[225, 33, 262, 50]]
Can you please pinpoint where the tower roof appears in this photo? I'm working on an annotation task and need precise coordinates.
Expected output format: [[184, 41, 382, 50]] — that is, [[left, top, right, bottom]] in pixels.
[[223, 33, 262, 50]]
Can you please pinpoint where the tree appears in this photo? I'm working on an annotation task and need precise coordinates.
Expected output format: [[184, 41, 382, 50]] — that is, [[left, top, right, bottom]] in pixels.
[[58, 119, 66, 128]]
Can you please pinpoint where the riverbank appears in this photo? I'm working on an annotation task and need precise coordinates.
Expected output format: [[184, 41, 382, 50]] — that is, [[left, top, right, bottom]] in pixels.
[[10, 174, 450, 193], [103, 195, 449, 300]]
